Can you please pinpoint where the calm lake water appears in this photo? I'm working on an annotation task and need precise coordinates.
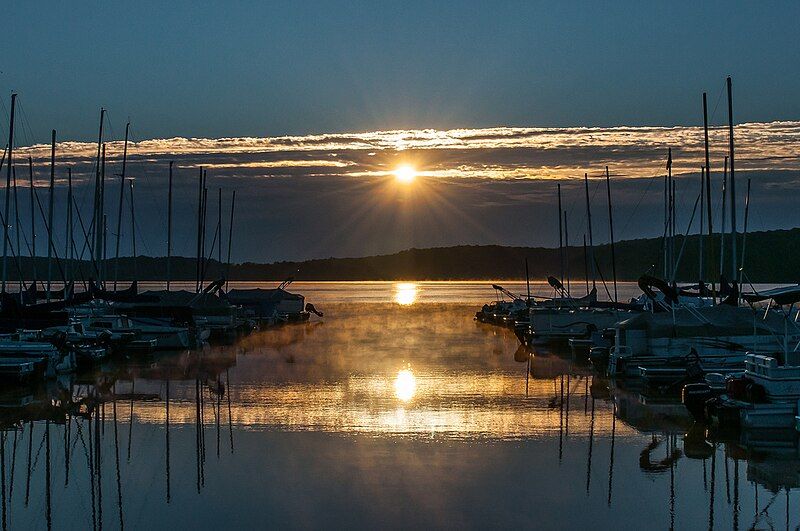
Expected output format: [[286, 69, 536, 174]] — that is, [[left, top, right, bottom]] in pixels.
[[2, 282, 799, 530]]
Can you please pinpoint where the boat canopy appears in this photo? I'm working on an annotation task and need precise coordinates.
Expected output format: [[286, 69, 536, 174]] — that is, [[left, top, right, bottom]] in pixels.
[[226, 288, 304, 305], [615, 304, 776, 337], [741, 285, 800, 306]]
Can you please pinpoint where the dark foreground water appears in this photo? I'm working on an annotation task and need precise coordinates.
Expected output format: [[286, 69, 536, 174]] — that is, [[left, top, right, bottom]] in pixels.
[[2, 282, 799, 530]]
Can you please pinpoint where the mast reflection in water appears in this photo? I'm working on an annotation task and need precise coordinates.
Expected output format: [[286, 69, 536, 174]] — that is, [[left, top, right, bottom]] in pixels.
[[0, 282, 799, 529]]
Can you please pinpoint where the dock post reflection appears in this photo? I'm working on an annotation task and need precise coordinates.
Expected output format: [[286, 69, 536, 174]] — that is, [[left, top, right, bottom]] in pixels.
[[113, 394, 124, 530], [1, 431, 6, 531], [226, 369, 234, 454], [585, 392, 594, 494], [166, 379, 171, 503], [24, 421, 32, 508], [45, 419, 51, 531], [607, 401, 616, 507]]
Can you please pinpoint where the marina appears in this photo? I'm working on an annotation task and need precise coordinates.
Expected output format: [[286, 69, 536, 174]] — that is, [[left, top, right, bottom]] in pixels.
[[5, 3, 800, 527], [2, 284, 800, 528]]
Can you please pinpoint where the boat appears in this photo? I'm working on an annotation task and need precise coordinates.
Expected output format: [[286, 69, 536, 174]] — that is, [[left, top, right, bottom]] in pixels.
[[82, 314, 186, 351], [608, 301, 797, 378], [681, 286, 800, 430], [227, 279, 320, 328], [0, 338, 75, 376]]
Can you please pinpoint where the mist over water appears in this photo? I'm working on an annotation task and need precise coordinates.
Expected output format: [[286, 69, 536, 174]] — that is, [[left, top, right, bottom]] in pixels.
[[2, 283, 799, 529]]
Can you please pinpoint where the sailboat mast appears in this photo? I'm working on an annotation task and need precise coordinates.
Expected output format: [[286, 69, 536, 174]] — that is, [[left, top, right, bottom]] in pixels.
[[563, 210, 570, 296], [200, 185, 208, 285], [92, 108, 105, 268], [12, 166, 21, 291], [699, 166, 704, 282], [719, 156, 728, 280], [166, 161, 173, 291], [583, 173, 596, 290], [702, 93, 713, 246], [217, 187, 222, 275], [739, 179, 751, 286], [225, 190, 236, 290], [2, 93, 16, 294], [557, 183, 564, 284], [195, 168, 203, 292], [66, 168, 73, 287], [99, 144, 106, 285], [46, 130, 56, 301], [703, 92, 715, 299], [582, 234, 589, 295], [28, 157, 36, 283], [663, 174, 668, 278], [129, 179, 136, 278], [605, 166, 617, 302], [114, 122, 129, 290], [726, 76, 737, 281]]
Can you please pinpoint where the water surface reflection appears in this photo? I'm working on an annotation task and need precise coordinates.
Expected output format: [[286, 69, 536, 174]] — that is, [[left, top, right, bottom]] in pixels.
[[1, 299, 800, 529]]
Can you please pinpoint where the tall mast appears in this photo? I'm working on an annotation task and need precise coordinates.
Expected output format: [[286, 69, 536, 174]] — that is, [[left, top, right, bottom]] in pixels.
[[739, 179, 751, 286], [46, 130, 55, 301], [12, 166, 21, 291], [663, 174, 668, 278], [667, 148, 674, 280], [719, 157, 728, 280], [698, 166, 704, 282], [200, 185, 208, 286], [166, 161, 173, 291], [195, 168, 203, 292], [702, 92, 715, 298], [583, 172, 595, 290], [217, 187, 222, 276], [114, 122, 130, 290], [557, 184, 564, 284], [103, 213, 108, 283], [2, 93, 16, 294], [605, 166, 617, 302], [563, 210, 570, 296], [225, 190, 236, 290], [99, 144, 106, 285], [66, 168, 73, 288], [582, 234, 589, 295], [28, 157, 36, 282], [129, 179, 136, 279], [92, 108, 105, 268], [671, 179, 676, 280], [702, 93, 713, 246], [726, 76, 737, 281]]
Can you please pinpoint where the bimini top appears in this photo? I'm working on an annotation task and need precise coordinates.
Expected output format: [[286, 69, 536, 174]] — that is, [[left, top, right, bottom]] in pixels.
[[226, 288, 304, 305], [615, 304, 779, 337], [741, 285, 800, 306]]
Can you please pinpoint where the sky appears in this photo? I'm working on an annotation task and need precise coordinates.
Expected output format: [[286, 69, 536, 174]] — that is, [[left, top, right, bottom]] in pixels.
[[1, 2, 799, 263]]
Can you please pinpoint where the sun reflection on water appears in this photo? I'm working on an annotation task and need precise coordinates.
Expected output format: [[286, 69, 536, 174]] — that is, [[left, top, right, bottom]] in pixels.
[[394, 368, 417, 402], [394, 282, 417, 305]]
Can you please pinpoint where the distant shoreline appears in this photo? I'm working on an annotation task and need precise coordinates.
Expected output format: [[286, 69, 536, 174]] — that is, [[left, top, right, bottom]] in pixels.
[[10, 227, 800, 284]]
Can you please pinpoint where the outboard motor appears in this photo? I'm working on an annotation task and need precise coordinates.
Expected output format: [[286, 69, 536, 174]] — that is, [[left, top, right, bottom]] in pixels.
[[682, 382, 714, 422]]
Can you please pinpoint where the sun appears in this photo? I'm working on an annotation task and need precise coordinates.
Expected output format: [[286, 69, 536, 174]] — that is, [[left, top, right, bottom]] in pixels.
[[393, 165, 417, 183]]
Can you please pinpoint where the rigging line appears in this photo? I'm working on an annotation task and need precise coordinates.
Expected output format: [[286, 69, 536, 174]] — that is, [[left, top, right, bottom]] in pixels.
[[0, 96, 8, 147], [618, 173, 658, 240], [32, 184, 68, 283], [124, 190, 153, 256], [14, 98, 35, 148], [128, 126, 169, 224], [709, 79, 727, 126]]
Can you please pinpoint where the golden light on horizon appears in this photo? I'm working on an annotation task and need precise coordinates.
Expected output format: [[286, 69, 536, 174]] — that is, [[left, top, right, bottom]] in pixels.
[[394, 282, 417, 305], [393, 164, 417, 183], [394, 368, 417, 402]]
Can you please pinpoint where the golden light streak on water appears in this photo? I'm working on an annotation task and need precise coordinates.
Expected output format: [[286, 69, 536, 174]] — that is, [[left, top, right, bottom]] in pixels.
[[394, 368, 417, 402], [394, 282, 418, 305]]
